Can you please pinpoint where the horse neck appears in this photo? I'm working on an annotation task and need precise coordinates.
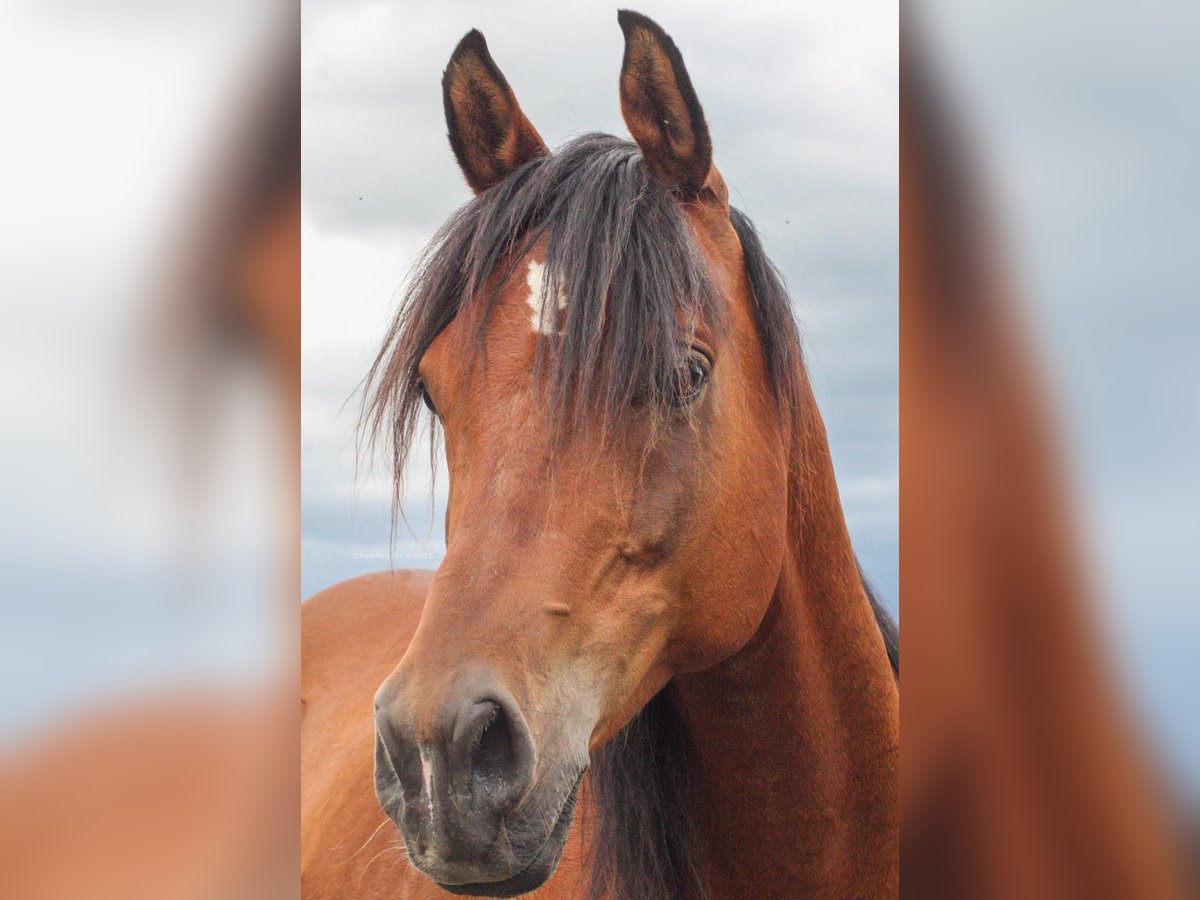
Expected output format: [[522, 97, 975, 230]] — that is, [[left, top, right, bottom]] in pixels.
[[670, 391, 899, 897]]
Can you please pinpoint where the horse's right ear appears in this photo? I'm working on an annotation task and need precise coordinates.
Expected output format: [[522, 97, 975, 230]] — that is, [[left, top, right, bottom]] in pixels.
[[617, 10, 715, 199], [442, 30, 548, 195]]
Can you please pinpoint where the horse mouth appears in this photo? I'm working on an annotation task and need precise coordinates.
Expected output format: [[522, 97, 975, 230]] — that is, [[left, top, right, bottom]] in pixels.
[[434, 775, 582, 898]]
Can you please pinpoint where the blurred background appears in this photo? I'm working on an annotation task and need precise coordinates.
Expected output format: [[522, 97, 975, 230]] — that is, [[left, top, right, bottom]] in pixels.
[[0, 0, 293, 751], [902, 0, 1199, 892], [907, 0, 1200, 801], [912, 0, 1200, 809], [300, 0, 901, 610], [0, 1, 297, 897], [0, 0, 1196, 895]]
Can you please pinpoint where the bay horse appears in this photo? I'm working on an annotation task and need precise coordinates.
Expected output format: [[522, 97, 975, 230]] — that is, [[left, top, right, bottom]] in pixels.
[[301, 11, 899, 898]]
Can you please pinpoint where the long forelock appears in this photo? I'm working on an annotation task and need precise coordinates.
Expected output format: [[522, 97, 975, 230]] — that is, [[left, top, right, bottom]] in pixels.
[[360, 133, 745, 500]]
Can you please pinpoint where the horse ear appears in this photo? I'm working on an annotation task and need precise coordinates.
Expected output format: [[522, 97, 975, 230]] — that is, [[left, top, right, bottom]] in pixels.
[[617, 10, 714, 198], [442, 30, 548, 195]]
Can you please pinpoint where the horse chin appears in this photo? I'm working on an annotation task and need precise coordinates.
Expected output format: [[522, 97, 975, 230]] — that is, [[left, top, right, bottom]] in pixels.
[[435, 777, 581, 898]]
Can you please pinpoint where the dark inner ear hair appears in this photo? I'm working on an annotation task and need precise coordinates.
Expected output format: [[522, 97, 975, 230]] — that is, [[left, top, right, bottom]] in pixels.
[[442, 29, 546, 194], [618, 10, 712, 195]]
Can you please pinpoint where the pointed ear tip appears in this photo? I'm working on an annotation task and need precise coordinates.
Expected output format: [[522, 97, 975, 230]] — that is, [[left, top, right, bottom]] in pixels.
[[450, 28, 489, 61], [445, 29, 494, 87], [617, 10, 660, 37]]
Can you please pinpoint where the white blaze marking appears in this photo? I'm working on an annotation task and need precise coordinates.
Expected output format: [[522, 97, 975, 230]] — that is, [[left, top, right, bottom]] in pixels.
[[525, 259, 567, 334], [419, 749, 435, 823]]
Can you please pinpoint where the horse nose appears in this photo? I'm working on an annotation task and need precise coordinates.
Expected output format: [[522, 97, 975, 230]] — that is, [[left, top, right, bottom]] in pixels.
[[452, 696, 535, 808], [374, 677, 536, 858]]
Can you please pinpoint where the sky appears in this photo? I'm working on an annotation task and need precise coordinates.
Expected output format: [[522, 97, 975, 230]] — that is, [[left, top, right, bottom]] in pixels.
[[300, 0, 900, 605]]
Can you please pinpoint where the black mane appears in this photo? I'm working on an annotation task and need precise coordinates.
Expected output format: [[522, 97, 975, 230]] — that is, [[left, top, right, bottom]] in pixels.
[[360, 132, 897, 899]]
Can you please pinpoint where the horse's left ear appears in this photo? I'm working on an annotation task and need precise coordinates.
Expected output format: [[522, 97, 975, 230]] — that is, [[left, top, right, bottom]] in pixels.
[[617, 10, 723, 201], [442, 30, 548, 195]]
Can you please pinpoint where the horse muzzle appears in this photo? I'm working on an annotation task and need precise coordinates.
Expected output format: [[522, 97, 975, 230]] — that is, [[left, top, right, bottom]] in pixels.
[[373, 669, 585, 896]]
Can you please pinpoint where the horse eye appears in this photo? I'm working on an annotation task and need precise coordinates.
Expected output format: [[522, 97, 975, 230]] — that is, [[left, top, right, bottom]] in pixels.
[[670, 352, 710, 407], [419, 382, 438, 416]]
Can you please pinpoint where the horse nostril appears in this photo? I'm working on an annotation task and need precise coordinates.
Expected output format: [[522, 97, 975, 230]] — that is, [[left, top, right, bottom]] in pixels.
[[454, 696, 534, 811], [473, 702, 512, 789]]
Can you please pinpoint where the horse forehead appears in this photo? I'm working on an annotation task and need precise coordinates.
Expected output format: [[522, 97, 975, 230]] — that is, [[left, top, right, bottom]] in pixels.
[[427, 254, 541, 375], [457, 253, 565, 388], [467, 268, 544, 395], [489, 248, 554, 333]]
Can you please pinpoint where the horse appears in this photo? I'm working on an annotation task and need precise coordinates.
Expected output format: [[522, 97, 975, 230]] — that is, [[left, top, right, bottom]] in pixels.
[[301, 11, 899, 898]]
